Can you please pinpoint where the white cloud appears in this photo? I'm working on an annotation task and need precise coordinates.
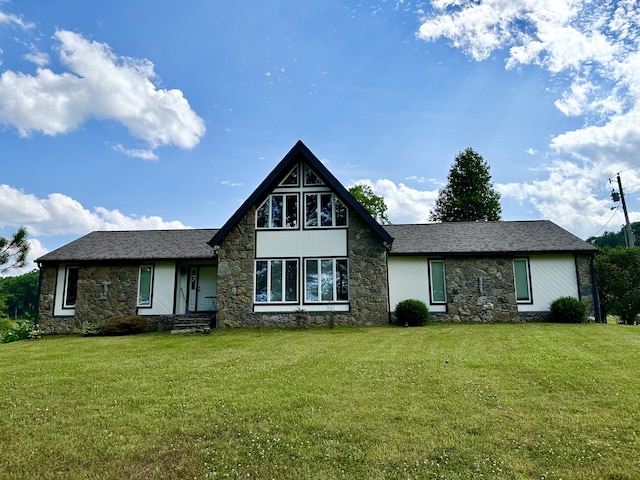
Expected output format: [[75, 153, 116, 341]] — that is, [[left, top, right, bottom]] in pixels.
[[350, 178, 439, 223], [0, 184, 189, 237], [0, 30, 205, 152], [0, 9, 33, 29], [417, 0, 640, 237], [113, 144, 158, 161]]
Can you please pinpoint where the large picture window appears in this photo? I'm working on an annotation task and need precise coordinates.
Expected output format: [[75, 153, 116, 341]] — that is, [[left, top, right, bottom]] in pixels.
[[305, 258, 349, 303], [137, 265, 154, 307], [513, 258, 532, 303], [63, 266, 79, 308], [429, 260, 446, 304], [304, 194, 347, 228], [255, 259, 298, 303], [256, 194, 298, 228]]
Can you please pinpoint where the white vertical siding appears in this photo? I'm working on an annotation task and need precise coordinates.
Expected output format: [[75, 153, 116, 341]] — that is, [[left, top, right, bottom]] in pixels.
[[387, 256, 446, 313], [139, 261, 176, 315], [518, 254, 578, 312], [256, 229, 347, 257]]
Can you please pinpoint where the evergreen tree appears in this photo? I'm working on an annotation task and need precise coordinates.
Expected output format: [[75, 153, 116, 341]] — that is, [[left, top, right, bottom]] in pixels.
[[429, 148, 502, 222]]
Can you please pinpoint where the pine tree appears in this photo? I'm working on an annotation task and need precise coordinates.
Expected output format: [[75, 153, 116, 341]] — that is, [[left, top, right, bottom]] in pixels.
[[0, 227, 29, 274], [429, 148, 502, 222]]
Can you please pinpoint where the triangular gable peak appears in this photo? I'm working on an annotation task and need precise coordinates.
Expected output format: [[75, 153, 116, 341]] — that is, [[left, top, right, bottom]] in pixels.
[[209, 140, 393, 247]]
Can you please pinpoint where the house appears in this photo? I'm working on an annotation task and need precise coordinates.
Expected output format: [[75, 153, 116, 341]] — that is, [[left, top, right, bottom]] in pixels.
[[36, 141, 600, 333]]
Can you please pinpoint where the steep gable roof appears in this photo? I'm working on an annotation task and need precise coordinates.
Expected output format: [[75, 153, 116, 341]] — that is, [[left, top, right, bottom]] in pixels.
[[384, 220, 597, 256], [37, 229, 218, 263], [208, 140, 393, 247]]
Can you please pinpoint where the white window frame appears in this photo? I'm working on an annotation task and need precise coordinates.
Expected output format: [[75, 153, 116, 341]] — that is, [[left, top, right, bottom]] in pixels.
[[429, 259, 447, 304], [256, 194, 299, 229], [304, 258, 349, 303], [513, 258, 532, 303], [63, 266, 79, 308], [137, 264, 154, 307], [254, 259, 299, 303], [304, 193, 348, 228]]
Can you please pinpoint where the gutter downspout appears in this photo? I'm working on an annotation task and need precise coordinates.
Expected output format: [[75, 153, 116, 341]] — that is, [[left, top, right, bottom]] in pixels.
[[590, 253, 602, 323], [35, 262, 44, 327]]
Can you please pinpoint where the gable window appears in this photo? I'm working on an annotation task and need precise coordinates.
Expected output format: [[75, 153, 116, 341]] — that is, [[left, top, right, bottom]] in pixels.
[[137, 265, 154, 307], [304, 165, 323, 186], [63, 266, 79, 308], [256, 194, 298, 228], [304, 194, 347, 228], [513, 258, 532, 303], [280, 165, 299, 186], [429, 260, 446, 304], [255, 259, 298, 303], [305, 258, 349, 303]]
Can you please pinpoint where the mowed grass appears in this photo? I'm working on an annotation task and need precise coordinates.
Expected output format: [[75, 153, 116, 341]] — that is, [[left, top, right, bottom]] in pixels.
[[1, 324, 639, 479]]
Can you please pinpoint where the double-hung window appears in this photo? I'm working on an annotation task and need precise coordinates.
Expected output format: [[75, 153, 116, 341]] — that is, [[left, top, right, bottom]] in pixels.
[[256, 194, 298, 228], [305, 258, 349, 303], [255, 259, 298, 303], [63, 266, 79, 308], [513, 258, 532, 303], [305, 194, 347, 228], [137, 265, 154, 307], [429, 260, 446, 304]]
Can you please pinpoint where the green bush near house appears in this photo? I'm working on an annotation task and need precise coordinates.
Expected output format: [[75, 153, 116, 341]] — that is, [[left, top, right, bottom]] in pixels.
[[100, 315, 151, 336], [549, 296, 586, 323], [394, 298, 431, 326]]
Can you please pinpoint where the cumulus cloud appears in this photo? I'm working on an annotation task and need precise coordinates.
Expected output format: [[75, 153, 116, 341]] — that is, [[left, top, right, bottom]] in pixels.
[[0, 29, 205, 152], [0, 184, 189, 237], [349, 179, 439, 223], [417, 0, 640, 237]]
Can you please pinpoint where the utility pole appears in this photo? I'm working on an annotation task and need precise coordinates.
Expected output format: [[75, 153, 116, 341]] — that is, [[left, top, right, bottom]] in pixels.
[[617, 173, 635, 247]]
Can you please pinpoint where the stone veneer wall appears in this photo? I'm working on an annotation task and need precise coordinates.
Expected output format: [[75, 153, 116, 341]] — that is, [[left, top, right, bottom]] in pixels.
[[37, 265, 59, 334], [429, 254, 598, 323], [37, 264, 140, 334], [575, 254, 598, 320], [215, 208, 389, 327], [436, 256, 522, 323]]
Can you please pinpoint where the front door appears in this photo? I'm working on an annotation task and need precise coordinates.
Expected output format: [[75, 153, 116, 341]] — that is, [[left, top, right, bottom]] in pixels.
[[187, 266, 217, 312]]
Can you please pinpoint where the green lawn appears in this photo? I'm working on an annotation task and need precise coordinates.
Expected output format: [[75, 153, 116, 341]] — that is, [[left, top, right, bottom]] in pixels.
[[1, 323, 639, 479]]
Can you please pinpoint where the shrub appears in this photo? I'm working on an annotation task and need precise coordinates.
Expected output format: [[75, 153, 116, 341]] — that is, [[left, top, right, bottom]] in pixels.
[[394, 299, 430, 326], [549, 296, 586, 323], [100, 315, 151, 336], [0, 320, 41, 343]]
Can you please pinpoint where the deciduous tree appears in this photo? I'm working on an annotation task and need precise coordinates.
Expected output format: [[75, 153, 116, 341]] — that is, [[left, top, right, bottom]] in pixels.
[[595, 246, 640, 325], [349, 184, 391, 224]]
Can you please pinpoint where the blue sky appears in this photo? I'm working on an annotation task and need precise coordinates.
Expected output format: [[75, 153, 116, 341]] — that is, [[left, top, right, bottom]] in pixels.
[[1, 0, 639, 274]]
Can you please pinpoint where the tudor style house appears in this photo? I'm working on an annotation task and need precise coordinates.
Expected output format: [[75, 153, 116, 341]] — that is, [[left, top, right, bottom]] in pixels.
[[36, 141, 600, 333]]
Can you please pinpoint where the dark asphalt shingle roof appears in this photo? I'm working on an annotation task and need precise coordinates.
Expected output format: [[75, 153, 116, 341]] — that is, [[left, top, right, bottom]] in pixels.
[[384, 220, 596, 255], [37, 221, 595, 263], [37, 229, 218, 262]]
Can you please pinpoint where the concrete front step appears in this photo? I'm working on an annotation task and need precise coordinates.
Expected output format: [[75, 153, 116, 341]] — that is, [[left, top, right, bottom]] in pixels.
[[171, 314, 215, 334]]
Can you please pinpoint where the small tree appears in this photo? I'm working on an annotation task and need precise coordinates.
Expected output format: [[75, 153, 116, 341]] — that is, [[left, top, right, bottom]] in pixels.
[[0, 227, 29, 274], [430, 148, 502, 222], [348, 184, 390, 224]]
